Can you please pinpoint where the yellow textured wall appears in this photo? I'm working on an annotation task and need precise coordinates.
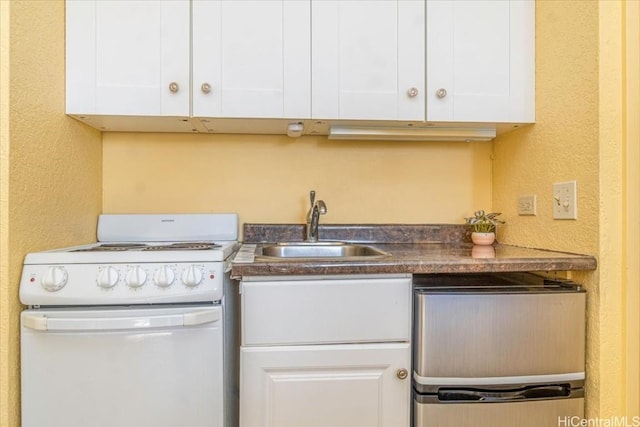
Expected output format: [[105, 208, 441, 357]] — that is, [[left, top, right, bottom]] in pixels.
[[624, 0, 640, 416], [103, 133, 493, 226], [0, 1, 103, 426], [0, 0, 11, 424], [596, 0, 625, 418], [493, 0, 631, 418], [493, 2, 599, 253]]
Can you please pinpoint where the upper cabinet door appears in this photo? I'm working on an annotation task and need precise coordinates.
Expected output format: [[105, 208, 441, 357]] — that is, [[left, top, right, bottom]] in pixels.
[[192, 0, 311, 119], [426, 0, 535, 123], [312, 0, 425, 121], [66, 0, 190, 116]]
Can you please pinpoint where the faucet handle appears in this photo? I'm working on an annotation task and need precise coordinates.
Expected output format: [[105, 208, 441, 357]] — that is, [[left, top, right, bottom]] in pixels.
[[309, 190, 316, 206], [317, 200, 327, 215]]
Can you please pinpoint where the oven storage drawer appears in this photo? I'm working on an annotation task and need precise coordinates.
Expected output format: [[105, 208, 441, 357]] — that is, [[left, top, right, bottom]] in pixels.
[[413, 289, 586, 381], [241, 275, 411, 346], [413, 397, 585, 427]]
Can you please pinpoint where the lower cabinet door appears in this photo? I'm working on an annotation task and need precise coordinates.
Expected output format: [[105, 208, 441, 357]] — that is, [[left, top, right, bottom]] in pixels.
[[240, 342, 411, 427]]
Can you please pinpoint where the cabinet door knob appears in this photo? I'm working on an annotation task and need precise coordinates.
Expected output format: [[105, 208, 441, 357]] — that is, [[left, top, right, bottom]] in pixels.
[[407, 87, 419, 98], [201, 83, 212, 94], [169, 82, 179, 93], [396, 368, 408, 380], [436, 88, 447, 98]]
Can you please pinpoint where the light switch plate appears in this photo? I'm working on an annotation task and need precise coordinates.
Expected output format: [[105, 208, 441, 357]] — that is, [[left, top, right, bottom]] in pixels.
[[553, 181, 577, 220]]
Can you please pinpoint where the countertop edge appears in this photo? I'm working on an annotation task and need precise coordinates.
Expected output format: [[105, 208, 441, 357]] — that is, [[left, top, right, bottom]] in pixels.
[[230, 242, 597, 279]]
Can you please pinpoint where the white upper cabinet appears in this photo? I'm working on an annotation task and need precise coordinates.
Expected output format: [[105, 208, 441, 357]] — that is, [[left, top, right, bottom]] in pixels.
[[192, 0, 311, 119], [66, 0, 190, 117], [312, 0, 425, 121], [66, 0, 309, 131], [426, 0, 535, 123], [65, 0, 534, 134]]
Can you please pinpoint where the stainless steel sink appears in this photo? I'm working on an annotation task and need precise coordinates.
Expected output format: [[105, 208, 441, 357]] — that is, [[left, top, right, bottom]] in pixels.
[[257, 242, 388, 260]]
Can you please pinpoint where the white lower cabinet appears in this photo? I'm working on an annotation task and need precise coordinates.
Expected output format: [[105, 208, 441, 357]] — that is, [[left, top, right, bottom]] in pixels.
[[239, 275, 412, 427], [241, 343, 410, 427]]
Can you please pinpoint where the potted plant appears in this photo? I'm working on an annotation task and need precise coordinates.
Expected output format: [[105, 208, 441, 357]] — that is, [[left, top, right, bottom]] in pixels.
[[464, 210, 505, 245]]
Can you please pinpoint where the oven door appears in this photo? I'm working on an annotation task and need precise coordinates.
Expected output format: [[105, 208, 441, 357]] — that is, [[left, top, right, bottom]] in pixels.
[[21, 304, 223, 427]]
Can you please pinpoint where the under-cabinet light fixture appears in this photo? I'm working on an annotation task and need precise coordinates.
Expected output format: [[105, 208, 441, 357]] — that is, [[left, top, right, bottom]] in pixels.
[[328, 126, 497, 142]]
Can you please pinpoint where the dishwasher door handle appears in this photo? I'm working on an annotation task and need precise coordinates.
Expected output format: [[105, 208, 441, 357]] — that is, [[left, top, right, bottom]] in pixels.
[[23, 309, 220, 331]]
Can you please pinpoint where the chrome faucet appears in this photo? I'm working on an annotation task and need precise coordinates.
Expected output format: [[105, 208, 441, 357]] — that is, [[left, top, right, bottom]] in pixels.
[[305, 190, 327, 243]]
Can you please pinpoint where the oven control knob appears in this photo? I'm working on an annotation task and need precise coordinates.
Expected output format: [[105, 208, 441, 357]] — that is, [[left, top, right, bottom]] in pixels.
[[126, 266, 147, 288], [154, 266, 175, 288], [41, 266, 68, 292], [97, 266, 119, 289], [182, 266, 203, 287]]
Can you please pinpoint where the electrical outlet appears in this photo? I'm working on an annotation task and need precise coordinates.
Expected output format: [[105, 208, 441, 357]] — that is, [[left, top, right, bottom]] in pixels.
[[518, 195, 537, 215], [553, 181, 577, 220]]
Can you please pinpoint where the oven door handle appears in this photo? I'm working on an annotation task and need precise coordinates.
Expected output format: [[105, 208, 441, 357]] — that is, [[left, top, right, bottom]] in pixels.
[[22, 309, 220, 331]]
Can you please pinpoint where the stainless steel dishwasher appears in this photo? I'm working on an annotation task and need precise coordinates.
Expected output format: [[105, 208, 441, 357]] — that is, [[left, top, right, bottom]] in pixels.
[[412, 273, 586, 427]]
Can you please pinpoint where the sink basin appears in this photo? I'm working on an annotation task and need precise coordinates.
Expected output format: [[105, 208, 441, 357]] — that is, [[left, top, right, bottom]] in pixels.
[[257, 242, 388, 260]]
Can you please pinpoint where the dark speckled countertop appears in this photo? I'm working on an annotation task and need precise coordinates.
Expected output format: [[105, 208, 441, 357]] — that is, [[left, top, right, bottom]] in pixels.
[[230, 224, 597, 278]]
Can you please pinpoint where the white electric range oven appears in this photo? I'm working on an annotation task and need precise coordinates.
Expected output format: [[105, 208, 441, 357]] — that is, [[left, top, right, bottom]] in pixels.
[[19, 214, 239, 427]]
